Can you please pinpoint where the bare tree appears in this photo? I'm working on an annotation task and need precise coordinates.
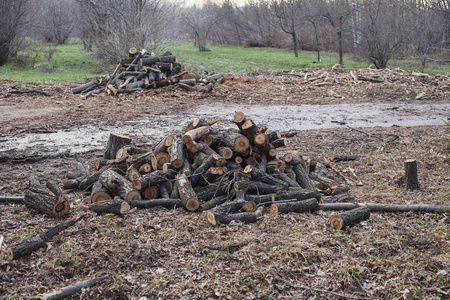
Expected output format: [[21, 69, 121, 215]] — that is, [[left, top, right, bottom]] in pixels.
[[318, 0, 353, 65], [303, 0, 323, 61], [272, 0, 301, 57], [0, 0, 35, 65], [237, 0, 276, 46], [39, 0, 75, 44]]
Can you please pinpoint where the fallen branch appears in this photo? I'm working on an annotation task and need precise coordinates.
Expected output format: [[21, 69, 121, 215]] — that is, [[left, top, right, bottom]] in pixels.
[[42, 275, 109, 300], [347, 126, 384, 141], [0, 196, 24, 203], [8, 89, 53, 96], [295, 285, 383, 300], [319, 203, 450, 213]]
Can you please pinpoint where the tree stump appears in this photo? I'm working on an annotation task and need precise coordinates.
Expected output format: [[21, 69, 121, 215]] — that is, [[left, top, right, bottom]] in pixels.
[[104, 133, 132, 159], [404, 159, 419, 190]]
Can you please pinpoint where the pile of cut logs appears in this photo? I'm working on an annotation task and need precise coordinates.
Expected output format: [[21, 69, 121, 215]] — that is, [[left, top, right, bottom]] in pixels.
[[71, 48, 224, 96]]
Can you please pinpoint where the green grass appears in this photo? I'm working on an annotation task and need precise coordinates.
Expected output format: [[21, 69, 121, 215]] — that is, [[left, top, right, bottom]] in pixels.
[[0, 38, 111, 83], [0, 39, 448, 83]]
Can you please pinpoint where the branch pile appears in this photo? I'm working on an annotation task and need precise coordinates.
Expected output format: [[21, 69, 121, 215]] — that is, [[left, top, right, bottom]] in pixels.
[[71, 48, 225, 96]]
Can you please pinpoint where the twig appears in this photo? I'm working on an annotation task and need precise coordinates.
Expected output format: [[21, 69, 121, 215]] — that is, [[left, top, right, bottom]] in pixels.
[[347, 126, 384, 141], [42, 275, 109, 300], [329, 162, 356, 186], [296, 286, 383, 300], [8, 90, 53, 96]]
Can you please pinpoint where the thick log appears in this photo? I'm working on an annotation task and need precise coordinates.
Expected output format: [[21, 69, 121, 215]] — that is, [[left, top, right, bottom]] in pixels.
[[180, 79, 196, 86], [78, 168, 106, 191], [273, 198, 319, 214], [131, 198, 184, 209], [72, 82, 96, 94], [24, 183, 70, 218], [245, 189, 322, 205], [241, 119, 258, 142], [234, 180, 286, 194], [404, 159, 419, 190], [169, 135, 184, 169], [244, 165, 289, 188], [327, 206, 370, 230], [104, 133, 132, 159], [207, 211, 257, 226], [98, 169, 139, 203], [90, 181, 112, 203], [218, 147, 233, 160], [42, 275, 109, 300], [322, 193, 355, 203], [66, 162, 88, 179], [89, 199, 130, 216], [201, 195, 228, 211], [7, 217, 81, 260], [156, 152, 171, 170], [143, 186, 158, 199], [278, 172, 301, 188], [153, 135, 173, 155], [233, 111, 246, 130], [293, 164, 316, 190], [271, 138, 287, 149], [234, 135, 250, 154], [132, 170, 177, 190], [176, 173, 199, 211], [183, 126, 210, 145]]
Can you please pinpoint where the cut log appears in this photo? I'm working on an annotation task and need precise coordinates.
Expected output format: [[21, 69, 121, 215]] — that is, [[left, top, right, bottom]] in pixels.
[[42, 275, 109, 300], [234, 180, 286, 194], [234, 135, 250, 153], [72, 82, 96, 94], [245, 189, 322, 204], [273, 198, 319, 214], [244, 165, 289, 188], [153, 135, 173, 155], [78, 167, 106, 191], [0, 196, 24, 204], [183, 126, 210, 145], [404, 159, 419, 190], [207, 211, 257, 226], [199, 82, 214, 93], [241, 119, 258, 142], [90, 181, 112, 203], [218, 147, 233, 160], [233, 111, 246, 130], [143, 186, 158, 199], [66, 162, 88, 179], [104, 133, 132, 159], [293, 164, 316, 190], [266, 131, 281, 143], [158, 183, 170, 199], [132, 170, 177, 190], [278, 172, 301, 188], [271, 138, 287, 149], [323, 193, 355, 203], [176, 174, 200, 211], [190, 153, 220, 187], [24, 181, 70, 218], [7, 217, 81, 260], [319, 203, 450, 213], [139, 163, 152, 174], [201, 195, 228, 211], [127, 167, 142, 182], [155, 152, 171, 170], [89, 199, 130, 216], [95, 155, 129, 174], [131, 198, 184, 209], [169, 135, 184, 169], [326, 184, 350, 196], [327, 206, 370, 230]]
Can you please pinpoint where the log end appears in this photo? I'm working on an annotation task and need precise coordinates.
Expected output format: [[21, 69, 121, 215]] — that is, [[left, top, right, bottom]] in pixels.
[[206, 211, 216, 226], [234, 111, 246, 124], [327, 215, 344, 229], [6, 247, 14, 260], [126, 190, 142, 203], [171, 159, 184, 169], [120, 201, 131, 215], [53, 194, 70, 217], [185, 197, 200, 212], [91, 191, 112, 204], [243, 201, 257, 212], [143, 186, 158, 199], [132, 179, 142, 191]]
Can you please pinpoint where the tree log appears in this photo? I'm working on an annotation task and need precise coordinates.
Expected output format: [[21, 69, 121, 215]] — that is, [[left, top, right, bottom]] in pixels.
[[327, 206, 370, 230], [201, 195, 228, 211], [278, 172, 301, 188], [132, 170, 177, 190], [293, 164, 316, 190], [273, 198, 319, 214], [234, 135, 250, 154], [104, 133, 132, 159], [153, 135, 173, 155], [322, 193, 355, 203], [327, 155, 359, 162], [24, 182, 70, 218], [176, 173, 200, 211], [89, 199, 130, 216], [245, 189, 322, 204], [7, 217, 81, 260], [42, 275, 109, 300], [0, 196, 24, 204], [234, 180, 286, 194], [131, 198, 184, 209], [169, 135, 185, 169], [78, 168, 106, 191], [319, 203, 450, 213], [207, 211, 257, 226], [183, 126, 210, 145], [190, 153, 220, 187], [90, 181, 112, 203], [244, 165, 289, 188], [98, 169, 138, 203]]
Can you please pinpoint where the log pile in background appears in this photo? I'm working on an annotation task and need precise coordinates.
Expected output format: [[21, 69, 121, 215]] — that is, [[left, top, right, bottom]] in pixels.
[[71, 48, 225, 96]]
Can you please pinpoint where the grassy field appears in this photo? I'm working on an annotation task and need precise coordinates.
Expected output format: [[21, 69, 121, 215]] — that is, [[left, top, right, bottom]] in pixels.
[[0, 39, 448, 83]]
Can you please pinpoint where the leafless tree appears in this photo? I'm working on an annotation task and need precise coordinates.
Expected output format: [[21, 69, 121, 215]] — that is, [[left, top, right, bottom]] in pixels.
[[237, 0, 277, 46], [0, 0, 35, 65], [272, 0, 302, 57], [39, 0, 75, 44], [303, 0, 324, 61]]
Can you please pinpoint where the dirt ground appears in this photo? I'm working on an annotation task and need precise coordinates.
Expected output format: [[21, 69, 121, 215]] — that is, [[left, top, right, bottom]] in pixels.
[[0, 67, 449, 299]]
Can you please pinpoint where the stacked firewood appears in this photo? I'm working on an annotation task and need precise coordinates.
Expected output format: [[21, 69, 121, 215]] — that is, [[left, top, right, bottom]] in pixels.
[[53, 111, 361, 226], [71, 48, 225, 96]]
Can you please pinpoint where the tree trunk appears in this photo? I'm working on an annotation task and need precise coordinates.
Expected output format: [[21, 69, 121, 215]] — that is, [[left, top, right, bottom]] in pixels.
[[327, 206, 370, 230], [292, 32, 298, 58], [24, 181, 70, 218]]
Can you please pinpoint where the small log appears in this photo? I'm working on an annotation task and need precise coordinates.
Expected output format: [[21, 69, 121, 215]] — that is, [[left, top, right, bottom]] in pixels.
[[156, 152, 171, 170], [7, 217, 81, 260], [233, 111, 246, 130], [89, 199, 130, 216], [132, 170, 177, 190], [66, 162, 88, 179], [404, 159, 419, 190], [183, 126, 210, 145], [241, 119, 258, 142], [176, 173, 200, 211], [201, 195, 228, 211], [323, 193, 355, 203], [129, 151, 153, 170], [293, 164, 316, 190], [131, 198, 184, 209], [127, 167, 142, 182], [42, 275, 109, 300], [169, 135, 185, 169], [139, 163, 152, 174], [244, 165, 289, 188], [190, 153, 220, 187], [245, 189, 322, 204], [180, 79, 196, 86], [98, 169, 139, 203], [327, 206, 370, 230], [72, 82, 96, 94], [24, 181, 70, 218], [271, 138, 287, 148], [199, 82, 214, 93], [234, 180, 285, 194], [319, 203, 450, 213], [234, 135, 250, 153], [178, 83, 195, 91], [95, 155, 129, 173], [327, 155, 358, 162], [218, 147, 233, 160], [158, 183, 170, 198], [266, 131, 281, 143], [104, 133, 132, 159], [153, 135, 173, 155], [90, 181, 112, 203], [181, 157, 192, 176], [78, 168, 106, 191], [273, 198, 319, 214], [278, 172, 301, 188], [0, 196, 24, 204], [326, 185, 350, 196]]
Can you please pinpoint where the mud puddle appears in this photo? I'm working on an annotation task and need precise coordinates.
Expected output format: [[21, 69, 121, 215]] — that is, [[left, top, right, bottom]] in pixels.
[[1, 102, 449, 157]]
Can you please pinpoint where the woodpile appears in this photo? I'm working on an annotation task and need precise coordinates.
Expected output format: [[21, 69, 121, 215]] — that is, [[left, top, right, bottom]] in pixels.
[[71, 48, 225, 96]]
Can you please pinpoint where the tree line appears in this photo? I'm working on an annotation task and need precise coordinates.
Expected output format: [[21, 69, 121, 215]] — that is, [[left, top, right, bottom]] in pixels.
[[1, 0, 449, 71]]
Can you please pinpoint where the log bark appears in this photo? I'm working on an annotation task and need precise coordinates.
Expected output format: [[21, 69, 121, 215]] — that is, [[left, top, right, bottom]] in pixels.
[[293, 164, 316, 190], [278, 172, 301, 188], [95, 155, 129, 174], [104, 133, 132, 159], [322, 193, 355, 203], [176, 173, 200, 211], [78, 168, 106, 191], [319, 203, 450, 213], [183, 126, 210, 145], [66, 162, 88, 179], [132, 170, 177, 190], [89, 199, 130, 216], [244, 165, 289, 188], [327, 206, 370, 230], [42, 275, 109, 300], [7, 217, 81, 260], [169, 135, 185, 169], [271, 138, 287, 148], [234, 180, 286, 194], [190, 153, 220, 187], [0, 196, 24, 203], [131, 198, 184, 209], [153, 135, 173, 156], [404, 159, 419, 190], [245, 189, 322, 204], [201, 195, 228, 211], [273, 198, 319, 214], [196, 179, 229, 202], [207, 211, 257, 226], [98, 169, 138, 203]]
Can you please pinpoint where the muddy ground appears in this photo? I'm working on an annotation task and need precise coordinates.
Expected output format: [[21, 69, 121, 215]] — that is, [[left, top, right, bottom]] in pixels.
[[0, 67, 449, 299]]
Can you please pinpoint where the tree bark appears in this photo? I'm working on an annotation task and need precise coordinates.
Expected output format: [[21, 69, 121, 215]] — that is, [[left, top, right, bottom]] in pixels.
[[327, 206, 370, 230], [131, 198, 184, 209], [272, 198, 319, 214], [176, 173, 200, 211], [89, 199, 130, 216], [404, 159, 419, 190], [234, 180, 286, 194], [42, 275, 109, 300], [132, 170, 177, 190], [319, 203, 450, 213], [169, 135, 185, 169], [293, 164, 316, 190]]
